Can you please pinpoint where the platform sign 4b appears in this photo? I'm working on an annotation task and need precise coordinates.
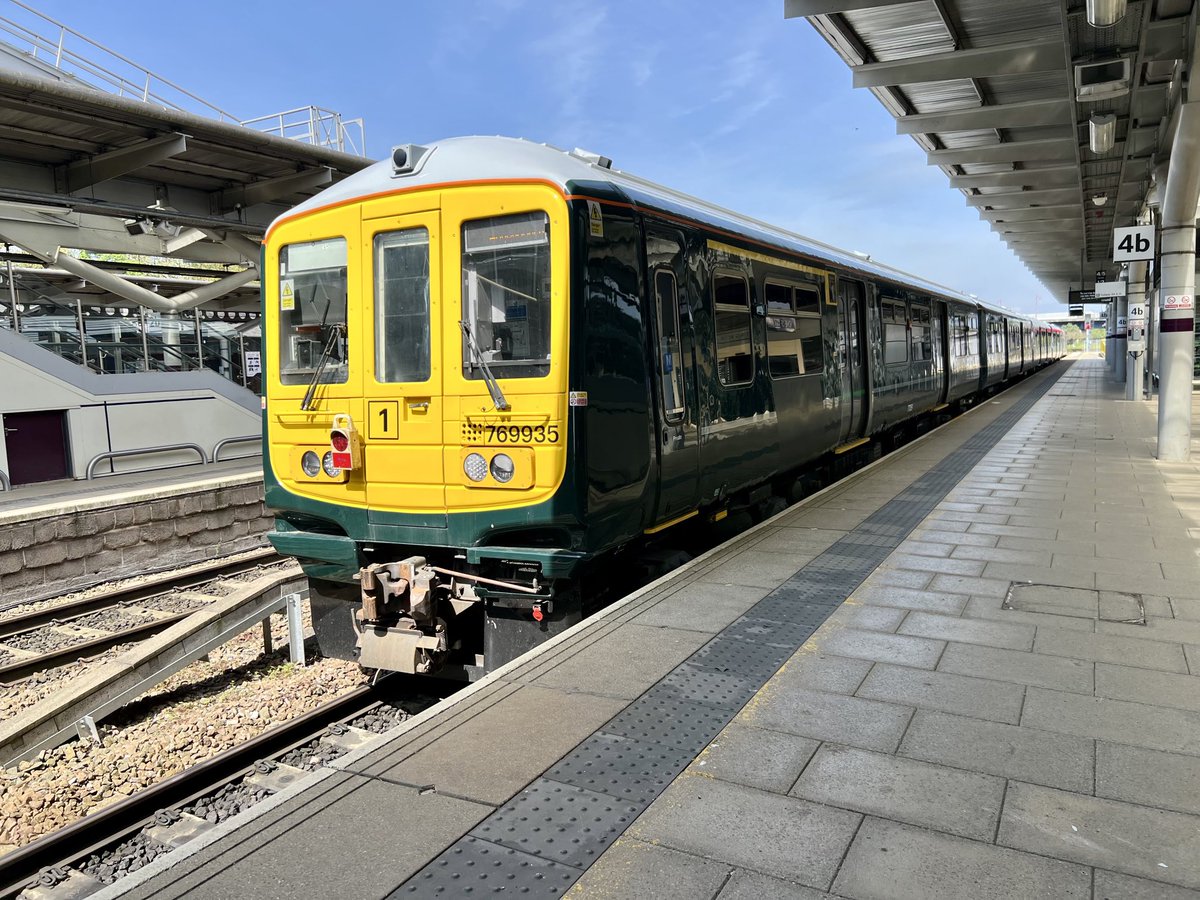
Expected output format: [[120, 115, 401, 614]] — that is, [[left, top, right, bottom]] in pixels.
[[1127, 301, 1146, 352], [1113, 225, 1155, 262]]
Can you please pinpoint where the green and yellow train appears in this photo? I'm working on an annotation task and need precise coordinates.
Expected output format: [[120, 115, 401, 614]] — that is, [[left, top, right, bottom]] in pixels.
[[262, 136, 1063, 679]]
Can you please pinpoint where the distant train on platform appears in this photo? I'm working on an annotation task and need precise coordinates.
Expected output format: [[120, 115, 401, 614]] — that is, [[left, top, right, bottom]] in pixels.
[[261, 136, 1064, 679]]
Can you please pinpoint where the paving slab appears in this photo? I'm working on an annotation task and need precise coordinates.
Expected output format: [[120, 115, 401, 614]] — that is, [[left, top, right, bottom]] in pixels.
[[523, 623, 713, 700], [1096, 741, 1200, 816], [1095, 662, 1200, 713], [898, 610, 1035, 650], [849, 584, 968, 613], [936, 642, 1094, 694], [564, 838, 730, 899], [790, 745, 1005, 840], [832, 817, 1090, 900], [899, 709, 1093, 793], [999, 781, 1200, 890], [716, 869, 837, 900], [627, 773, 861, 891], [1033, 626, 1189, 673], [345, 685, 628, 805], [807, 627, 944, 669], [823, 602, 907, 633], [1022, 687, 1200, 756], [1093, 869, 1200, 900], [856, 661, 1025, 724], [117, 772, 492, 900], [631, 580, 770, 633], [961, 596, 1098, 633], [766, 648, 874, 695], [738, 684, 913, 752], [859, 567, 933, 590], [887, 552, 987, 576], [690, 722, 819, 794]]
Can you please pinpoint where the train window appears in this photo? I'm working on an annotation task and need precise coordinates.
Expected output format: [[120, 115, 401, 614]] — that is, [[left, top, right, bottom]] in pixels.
[[910, 303, 932, 362], [374, 228, 430, 383], [277, 237, 348, 386], [967, 314, 979, 355], [654, 270, 685, 418], [951, 314, 967, 356], [461, 211, 551, 380], [795, 285, 820, 316], [882, 299, 907, 365], [766, 280, 823, 378], [713, 271, 753, 386], [765, 281, 792, 313]]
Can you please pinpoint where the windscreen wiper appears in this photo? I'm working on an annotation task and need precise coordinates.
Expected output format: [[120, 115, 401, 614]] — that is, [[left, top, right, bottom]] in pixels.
[[459, 320, 510, 411], [300, 323, 346, 411]]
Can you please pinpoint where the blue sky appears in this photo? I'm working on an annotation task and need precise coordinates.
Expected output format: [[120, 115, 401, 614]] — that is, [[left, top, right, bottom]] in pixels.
[[34, 0, 1050, 313]]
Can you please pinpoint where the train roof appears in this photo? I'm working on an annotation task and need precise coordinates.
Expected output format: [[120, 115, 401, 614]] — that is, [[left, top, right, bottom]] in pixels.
[[279, 135, 1030, 321]]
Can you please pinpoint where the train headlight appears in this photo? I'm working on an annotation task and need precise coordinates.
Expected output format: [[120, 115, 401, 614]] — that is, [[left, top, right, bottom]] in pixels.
[[463, 452, 488, 482], [489, 453, 515, 484], [300, 451, 321, 478], [322, 451, 342, 478]]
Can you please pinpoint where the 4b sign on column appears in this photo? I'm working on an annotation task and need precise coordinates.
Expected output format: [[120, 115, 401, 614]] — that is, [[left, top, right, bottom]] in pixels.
[[1113, 225, 1154, 262]]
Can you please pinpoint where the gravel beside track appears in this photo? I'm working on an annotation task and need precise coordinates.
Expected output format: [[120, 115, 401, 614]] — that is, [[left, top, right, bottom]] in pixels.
[[68, 608, 157, 632], [2, 627, 96, 654], [139, 594, 214, 614], [79, 833, 171, 885], [0, 608, 366, 854]]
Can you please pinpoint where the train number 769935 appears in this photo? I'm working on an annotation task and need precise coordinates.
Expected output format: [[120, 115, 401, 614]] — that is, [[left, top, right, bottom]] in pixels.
[[486, 423, 560, 443]]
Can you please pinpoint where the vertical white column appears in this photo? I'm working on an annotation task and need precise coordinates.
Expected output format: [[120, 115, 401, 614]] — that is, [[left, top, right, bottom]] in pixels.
[[1127, 261, 1147, 401], [1157, 103, 1200, 461], [1113, 295, 1127, 382]]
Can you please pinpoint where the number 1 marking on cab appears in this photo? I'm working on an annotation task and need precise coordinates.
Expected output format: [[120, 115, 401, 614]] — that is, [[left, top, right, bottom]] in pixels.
[[368, 401, 400, 439]]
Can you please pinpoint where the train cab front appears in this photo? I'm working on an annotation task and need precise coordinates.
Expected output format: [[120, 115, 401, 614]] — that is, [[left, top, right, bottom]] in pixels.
[[261, 175, 579, 678]]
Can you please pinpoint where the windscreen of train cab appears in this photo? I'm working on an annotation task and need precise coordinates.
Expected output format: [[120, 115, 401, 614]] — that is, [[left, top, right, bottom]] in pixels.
[[461, 212, 551, 379], [277, 237, 349, 385]]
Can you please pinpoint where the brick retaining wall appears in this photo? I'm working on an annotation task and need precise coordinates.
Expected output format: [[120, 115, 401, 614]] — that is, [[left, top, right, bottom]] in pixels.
[[0, 482, 272, 604]]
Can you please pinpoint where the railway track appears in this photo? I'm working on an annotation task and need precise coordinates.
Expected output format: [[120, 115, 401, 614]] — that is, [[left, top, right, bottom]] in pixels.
[[0, 676, 453, 899], [0, 551, 282, 683]]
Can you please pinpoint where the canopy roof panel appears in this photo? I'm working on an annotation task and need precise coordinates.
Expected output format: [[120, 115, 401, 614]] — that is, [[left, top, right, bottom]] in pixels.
[[787, 0, 1191, 300]]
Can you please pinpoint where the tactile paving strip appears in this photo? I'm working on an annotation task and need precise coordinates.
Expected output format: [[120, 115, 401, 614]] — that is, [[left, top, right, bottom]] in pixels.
[[395, 366, 1066, 896], [469, 780, 643, 869]]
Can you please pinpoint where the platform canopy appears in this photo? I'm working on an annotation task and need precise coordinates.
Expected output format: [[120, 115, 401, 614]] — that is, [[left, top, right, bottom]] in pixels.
[[788, 0, 1194, 301]]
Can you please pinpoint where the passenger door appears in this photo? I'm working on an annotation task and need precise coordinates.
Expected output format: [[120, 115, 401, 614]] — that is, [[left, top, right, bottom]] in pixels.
[[837, 278, 869, 443], [646, 226, 700, 525], [361, 209, 447, 520]]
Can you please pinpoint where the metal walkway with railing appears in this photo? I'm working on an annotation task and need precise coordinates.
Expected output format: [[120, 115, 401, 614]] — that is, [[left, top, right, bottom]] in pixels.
[[0, 0, 365, 154]]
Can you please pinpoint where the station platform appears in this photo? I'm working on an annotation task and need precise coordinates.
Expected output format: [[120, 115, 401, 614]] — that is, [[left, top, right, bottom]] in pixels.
[[0, 459, 267, 606], [0, 459, 261, 526], [103, 357, 1200, 900]]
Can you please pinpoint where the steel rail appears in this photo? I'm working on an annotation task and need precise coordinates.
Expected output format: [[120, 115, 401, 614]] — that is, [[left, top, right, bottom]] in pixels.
[[0, 549, 279, 634], [0, 613, 192, 683], [0, 685, 384, 899], [0, 552, 282, 683]]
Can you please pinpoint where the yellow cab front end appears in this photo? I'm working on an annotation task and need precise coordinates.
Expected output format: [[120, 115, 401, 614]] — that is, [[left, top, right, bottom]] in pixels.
[[263, 177, 576, 676]]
